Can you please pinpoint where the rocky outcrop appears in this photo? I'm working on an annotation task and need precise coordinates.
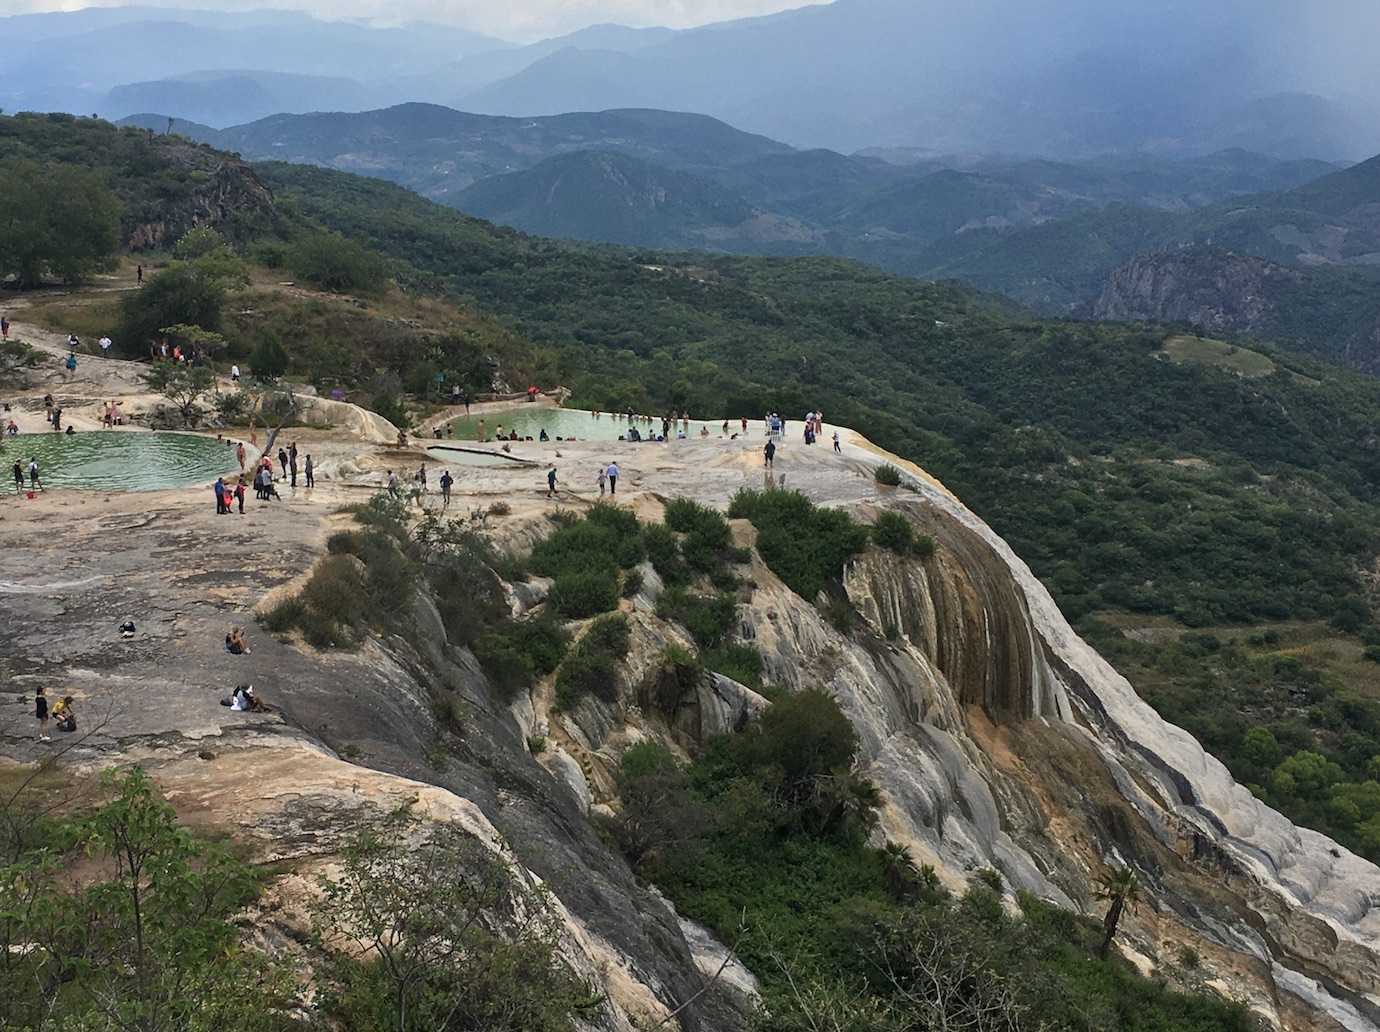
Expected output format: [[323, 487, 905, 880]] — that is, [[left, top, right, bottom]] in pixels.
[[1090, 247, 1302, 335], [124, 139, 278, 250]]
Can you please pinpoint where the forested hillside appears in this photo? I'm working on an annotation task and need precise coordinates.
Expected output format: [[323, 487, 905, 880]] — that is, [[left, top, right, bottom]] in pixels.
[[12, 111, 1380, 863]]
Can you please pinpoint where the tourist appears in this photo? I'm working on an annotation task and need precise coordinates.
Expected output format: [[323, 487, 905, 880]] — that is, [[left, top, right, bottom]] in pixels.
[[225, 627, 251, 655], [597, 466, 607, 496], [214, 477, 228, 514], [0, 315, 8, 339], [277, 447, 288, 481], [51, 695, 76, 734], [233, 475, 246, 513], [99, 335, 112, 355], [764, 439, 776, 469], [304, 454, 314, 488], [439, 469, 452, 505], [722, 419, 729, 435], [546, 465, 558, 498], [64, 352, 77, 379], [539, 428, 550, 442], [289, 450, 298, 488], [386, 470, 399, 497], [833, 430, 842, 454], [5, 420, 16, 436], [606, 460, 619, 495], [236, 441, 246, 471], [35, 686, 50, 743], [13, 460, 24, 494], [230, 363, 240, 383], [67, 334, 79, 351], [50, 406, 62, 432], [477, 418, 486, 442], [28, 458, 42, 491], [65, 425, 75, 436], [136, 264, 143, 286], [119, 619, 137, 639], [417, 463, 427, 489]]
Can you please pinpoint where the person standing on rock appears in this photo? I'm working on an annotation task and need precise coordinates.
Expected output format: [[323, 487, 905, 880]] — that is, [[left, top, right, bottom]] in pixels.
[[764, 439, 776, 469], [0, 315, 8, 340], [99, 335, 112, 355], [64, 352, 77, 379], [386, 470, 399, 498], [35, 686, 50, 743], [231, 363, 240, 384], [235, 441, 246, 471], [28, 458, 42, 491], [289, 450, 298, 488], [234, 475, 246, 513], [833, 430, 841, 454], [606, 460, 619, 495], [304, 454, 315, 489], [136, 264, 143, 286], [546, 465, 558, 498], [214, 477, 228, 514], [277, 447, 288, 482], [597, 466, 607, 496], [439, 469, 452, 506], [13, 460, 25, 494]]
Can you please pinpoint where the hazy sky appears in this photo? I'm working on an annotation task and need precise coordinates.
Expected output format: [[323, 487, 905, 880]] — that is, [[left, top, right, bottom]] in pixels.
[[1, 0, 816, 39]]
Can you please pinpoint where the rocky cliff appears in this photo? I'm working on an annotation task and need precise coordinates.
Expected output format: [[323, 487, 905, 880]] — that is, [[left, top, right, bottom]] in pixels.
[[1090, 246, 1380, 374], [4, 425, 1380, 1030]]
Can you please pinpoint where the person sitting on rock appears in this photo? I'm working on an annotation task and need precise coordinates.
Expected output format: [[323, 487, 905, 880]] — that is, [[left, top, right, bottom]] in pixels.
[[51, 696, 76, 733], [225, 627, 251, 655]]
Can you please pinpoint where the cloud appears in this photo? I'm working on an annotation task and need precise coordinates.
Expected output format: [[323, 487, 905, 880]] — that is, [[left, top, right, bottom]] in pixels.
[[3, 0, 820, 40]]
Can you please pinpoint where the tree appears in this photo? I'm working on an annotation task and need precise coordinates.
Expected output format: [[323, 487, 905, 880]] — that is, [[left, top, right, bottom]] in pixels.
[[250, 333, 289, 380], [287, 229, 389, 294], [118, 263, 225, 356], [3, 768, 289, 1031], [142, 361, 215, 425], [0, 159, 121, 287], [0, 338, 45, 389], [1094, 865, 1141, 959], [311, 804, 599, 1031]]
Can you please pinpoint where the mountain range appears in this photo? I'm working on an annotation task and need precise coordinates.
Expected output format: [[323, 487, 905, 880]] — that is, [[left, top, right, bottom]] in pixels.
[[12, 1, 1380, 161]]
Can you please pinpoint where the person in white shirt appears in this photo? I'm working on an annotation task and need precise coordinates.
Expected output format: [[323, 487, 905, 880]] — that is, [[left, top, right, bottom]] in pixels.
[[230, 364, 240, 383], [98, 336, 112, 354], [606, 461, 620, 495]]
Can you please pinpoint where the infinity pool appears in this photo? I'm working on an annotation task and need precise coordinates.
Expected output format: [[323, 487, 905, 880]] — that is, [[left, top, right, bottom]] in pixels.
[[447, 408, 735, 443], [2, 431, 240, 491], [424, 445, 539, 467]]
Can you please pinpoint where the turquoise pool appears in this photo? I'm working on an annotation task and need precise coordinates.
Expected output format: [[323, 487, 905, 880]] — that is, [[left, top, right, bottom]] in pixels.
[[446, 408, 739, 443], [2, 431, 240, 491]]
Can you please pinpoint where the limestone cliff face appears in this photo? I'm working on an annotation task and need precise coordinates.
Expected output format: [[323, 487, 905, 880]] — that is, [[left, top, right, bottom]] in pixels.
[[1091, 248, 1302, 335], [123, 137, 279, 250]]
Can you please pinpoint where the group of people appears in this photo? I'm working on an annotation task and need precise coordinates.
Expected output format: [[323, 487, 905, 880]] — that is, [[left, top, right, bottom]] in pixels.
[[33, 686, 76, 742], [42, 394, 70, 434], [13, 459, 42, 493], [547, 461, 620, 498], [274, 442, 313, 489]]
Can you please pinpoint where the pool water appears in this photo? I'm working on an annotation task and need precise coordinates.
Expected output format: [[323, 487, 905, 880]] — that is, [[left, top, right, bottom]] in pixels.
[[424, 445, 538, 468], [1, 431, 240, 491], [446, 408, 741, 443]]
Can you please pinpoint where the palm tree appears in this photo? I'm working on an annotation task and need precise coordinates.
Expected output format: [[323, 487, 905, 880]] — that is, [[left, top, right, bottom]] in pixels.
[[881, 842, 919, 898], [811, 770, 882, 837], [1095, 865, 1141, 959]]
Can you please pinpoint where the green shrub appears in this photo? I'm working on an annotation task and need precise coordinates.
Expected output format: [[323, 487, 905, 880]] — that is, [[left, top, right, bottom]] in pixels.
[[553, 614, 630, 709], [327, 530, 363, 555], [287, 229, 389, 294], [872, 510, 915, 554], [260, 595, 304, 633], [874, 463, 903, 486], [302, 555, 368, 629], [527, 735, 547, 754], [474, 615, 570, 700], [648, 645, 704, 715], [551, 570, 619, 618], [729, 489, 868, 599], [656, 588, 737, 648], [621, 567, 645, 598], [702, 643, 764, 691], [643, 522, 688, 586]]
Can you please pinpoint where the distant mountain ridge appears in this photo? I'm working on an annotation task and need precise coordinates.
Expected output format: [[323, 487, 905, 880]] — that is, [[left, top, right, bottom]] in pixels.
[[11, 1, 1380, 160]]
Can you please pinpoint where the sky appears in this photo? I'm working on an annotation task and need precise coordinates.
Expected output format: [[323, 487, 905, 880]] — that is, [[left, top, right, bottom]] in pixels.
[[0, 0, 816, 39]]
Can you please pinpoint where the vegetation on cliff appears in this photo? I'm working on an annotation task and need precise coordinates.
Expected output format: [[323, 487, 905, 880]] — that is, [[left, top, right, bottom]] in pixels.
[[608, 696, 1255, 1031], [14, 113, 1380, 866]]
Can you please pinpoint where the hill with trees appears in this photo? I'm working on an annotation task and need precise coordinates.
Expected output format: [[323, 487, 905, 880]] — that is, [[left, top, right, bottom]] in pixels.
[[12, 110, 1380, 867]]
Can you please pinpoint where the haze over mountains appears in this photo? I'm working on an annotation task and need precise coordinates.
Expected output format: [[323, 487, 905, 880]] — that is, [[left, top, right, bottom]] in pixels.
[[11, 1, 1380, 160]]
